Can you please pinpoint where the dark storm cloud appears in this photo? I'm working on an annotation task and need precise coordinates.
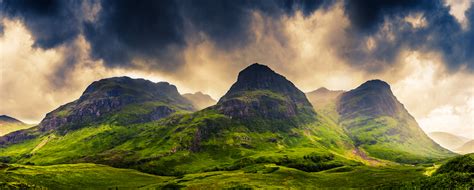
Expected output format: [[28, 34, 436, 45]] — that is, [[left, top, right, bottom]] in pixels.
[[1, 0, 82, 48], [179, 0, 331, 50], [340, 0, 474, 71], [85, 0, 330, 69], [1, 0, 329, 71], [1, 0, 472, 73], [83, 0, 186, 70]]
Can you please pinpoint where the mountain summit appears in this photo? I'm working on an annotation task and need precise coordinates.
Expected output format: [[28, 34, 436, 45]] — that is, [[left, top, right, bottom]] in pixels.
[[337, 79, 399, 120], [216, 63, 315, 123]]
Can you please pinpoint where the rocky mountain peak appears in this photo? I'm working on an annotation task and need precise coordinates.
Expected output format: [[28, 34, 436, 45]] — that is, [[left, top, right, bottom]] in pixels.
[[357, 79, 391, 92], [220, 63, 306, 102], [337, 79, 400, 120], [216, 63, 315, 121]]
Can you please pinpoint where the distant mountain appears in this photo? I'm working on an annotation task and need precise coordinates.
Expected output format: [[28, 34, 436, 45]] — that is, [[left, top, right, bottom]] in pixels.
[[0, 77, 195, 144], [182, 92, 216, 110], [306, 87, 344, 122], [0, 115, 32, 136], [456, 140, 474, 154], [0, 115, 24, 125], [428, 132, 470, 151], [215, 63, 316, 127], [336, 80, 453, 163]]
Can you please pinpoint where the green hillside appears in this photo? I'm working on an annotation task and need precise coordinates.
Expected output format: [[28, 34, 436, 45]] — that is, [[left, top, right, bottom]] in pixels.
[[336, 80, 454, 163], [3, 154, 472, 189], [0, 64, 360, 176], [0, 115, 33, 136]]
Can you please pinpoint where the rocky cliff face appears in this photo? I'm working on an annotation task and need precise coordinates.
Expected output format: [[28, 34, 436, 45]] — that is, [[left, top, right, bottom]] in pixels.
[[215, 63, 315, 121]]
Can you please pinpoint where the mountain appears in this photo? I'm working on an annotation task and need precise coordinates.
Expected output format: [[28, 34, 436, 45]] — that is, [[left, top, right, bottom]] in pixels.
[[0, 77, 195, 144], [456, 140, 474, 154], [0, 63, 356, 175], [39, 76, 195, 131], [336, 80, 454, 163], [0, 115, 23, 125], [306, 87, 344, 122], [428, 132, 470, 151], [182, 92, 216, 110], [0, 115, 32, 136], [215, 63, 316, 129]]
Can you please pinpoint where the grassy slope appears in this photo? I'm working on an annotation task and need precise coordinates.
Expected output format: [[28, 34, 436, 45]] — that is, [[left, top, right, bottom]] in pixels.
[[340, 114, 455, 163], [308, 88, 453, 164], [0, 163, 171, 189], [0, 163, 427, 189], [2, 155, 471, 189], [0, 108, 361, 175]]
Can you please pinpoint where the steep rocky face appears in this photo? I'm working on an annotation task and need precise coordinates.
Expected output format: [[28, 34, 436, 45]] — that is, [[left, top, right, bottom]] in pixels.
[[337, 80, 401, 120], [182, 92, 217, 110], [215, 63, 315, 120]]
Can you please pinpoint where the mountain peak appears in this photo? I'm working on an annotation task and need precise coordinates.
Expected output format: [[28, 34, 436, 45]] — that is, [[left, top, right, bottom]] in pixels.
[[337, 79, 399, 119], [221, 63, 301, 98], [357, 79, 391, 91], [314, 87, 329, 92], [216, 63, 315, 123], [240, 63, 274, 75]]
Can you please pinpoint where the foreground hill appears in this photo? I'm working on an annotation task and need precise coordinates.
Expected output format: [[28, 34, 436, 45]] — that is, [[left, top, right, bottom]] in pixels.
[[428, 131, 471, 151], [0, 115, 32, 136], [336, 80, 454, 163], [182, 92, 216, 110]]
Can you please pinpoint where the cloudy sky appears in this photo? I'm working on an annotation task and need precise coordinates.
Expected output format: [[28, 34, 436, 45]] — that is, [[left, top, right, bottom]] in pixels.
[[1, 0, 473, 138]]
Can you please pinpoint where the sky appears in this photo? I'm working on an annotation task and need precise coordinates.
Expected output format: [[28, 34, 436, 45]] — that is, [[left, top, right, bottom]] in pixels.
[[0, 0, 473, 138]]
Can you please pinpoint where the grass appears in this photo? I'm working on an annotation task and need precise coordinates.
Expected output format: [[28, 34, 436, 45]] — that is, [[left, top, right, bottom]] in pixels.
[[0, 163, 431, 189], [0, 163, 171, 189]]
